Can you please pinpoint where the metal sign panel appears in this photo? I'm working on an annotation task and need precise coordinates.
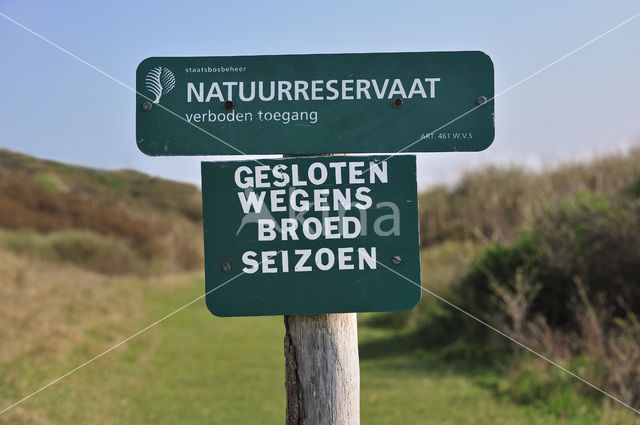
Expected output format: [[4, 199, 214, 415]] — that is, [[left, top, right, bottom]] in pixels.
[[137, 52, 494, 155], [201, 155, 421, 316]]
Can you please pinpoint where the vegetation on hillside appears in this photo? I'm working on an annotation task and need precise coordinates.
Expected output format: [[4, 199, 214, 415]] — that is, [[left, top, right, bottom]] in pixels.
[[0, 149, 203, 274]]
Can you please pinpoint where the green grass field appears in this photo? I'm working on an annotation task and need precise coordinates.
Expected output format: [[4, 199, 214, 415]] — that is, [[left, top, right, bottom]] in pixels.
[[2, 274, 637, 424]]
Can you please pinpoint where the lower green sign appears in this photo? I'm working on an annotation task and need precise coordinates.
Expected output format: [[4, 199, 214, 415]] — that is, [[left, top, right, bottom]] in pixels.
[[201, 155, 421, 316]]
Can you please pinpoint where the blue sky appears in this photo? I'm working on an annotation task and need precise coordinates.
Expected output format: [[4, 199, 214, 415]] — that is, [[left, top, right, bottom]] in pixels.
[[1, 1, 639, 188]]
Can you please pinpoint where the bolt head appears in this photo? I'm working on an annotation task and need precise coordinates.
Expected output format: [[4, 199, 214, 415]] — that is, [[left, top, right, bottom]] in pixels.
[[391, 256, 402, 265], [221, 262, 232, 272], [393, 98, 403, 108], [142, 101, 153, 112], [225, 100, 234, 110], [476, 96, 488, 106]]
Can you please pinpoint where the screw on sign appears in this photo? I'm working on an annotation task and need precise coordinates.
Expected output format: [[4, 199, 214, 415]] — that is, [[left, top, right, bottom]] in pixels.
[[136, 51, 494, 425]]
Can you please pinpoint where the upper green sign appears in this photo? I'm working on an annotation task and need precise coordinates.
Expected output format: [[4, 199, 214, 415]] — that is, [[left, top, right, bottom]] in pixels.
[[201, 155, 421, 316], [136, 52, 494, 155]]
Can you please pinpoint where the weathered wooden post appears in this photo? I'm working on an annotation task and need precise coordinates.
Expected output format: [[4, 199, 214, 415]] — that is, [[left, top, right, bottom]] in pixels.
[[283, 150, 360, 425], [284, 313, 360, 425], [282, 152, 359, 425]]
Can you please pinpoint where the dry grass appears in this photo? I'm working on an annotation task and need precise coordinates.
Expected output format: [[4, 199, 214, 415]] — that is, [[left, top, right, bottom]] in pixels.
[[0, 150, 204, 274], [0, 149, 202, 224], [0, 170, 163, 259], [0, 247, 142, 358]]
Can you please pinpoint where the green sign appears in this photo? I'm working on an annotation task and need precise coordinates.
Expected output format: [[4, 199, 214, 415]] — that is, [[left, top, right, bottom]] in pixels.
[[137, 52, 494, 155], [201, 155, 421, 316]]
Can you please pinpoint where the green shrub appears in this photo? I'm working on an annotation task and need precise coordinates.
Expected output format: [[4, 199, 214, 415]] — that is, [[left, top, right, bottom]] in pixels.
[[458, 234, 536, 322], [94, 172, 124, 189], [624, 171, 640, 198], [32, 174, 61, 193], [459, 192, 640, 328]]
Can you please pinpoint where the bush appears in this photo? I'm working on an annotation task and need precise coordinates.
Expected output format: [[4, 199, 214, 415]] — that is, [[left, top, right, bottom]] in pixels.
[[624, 171, 640, 198], [460, 192, 640, 328], [456, 191, 640, 409], [33, 173, 62, 193]]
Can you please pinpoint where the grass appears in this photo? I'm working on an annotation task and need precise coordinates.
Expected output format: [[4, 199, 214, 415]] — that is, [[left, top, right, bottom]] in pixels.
[[1, 257, 638, 424], [359, 324, 639, 424]]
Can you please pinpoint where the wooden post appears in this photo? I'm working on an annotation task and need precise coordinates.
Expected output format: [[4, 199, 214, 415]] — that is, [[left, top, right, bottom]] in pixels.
[[284, 313, 360, 425], [282, 153, 360, 425]]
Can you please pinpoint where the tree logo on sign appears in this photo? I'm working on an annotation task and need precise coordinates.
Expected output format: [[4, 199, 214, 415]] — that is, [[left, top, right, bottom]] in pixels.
[[145, 67, 175, 104]]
